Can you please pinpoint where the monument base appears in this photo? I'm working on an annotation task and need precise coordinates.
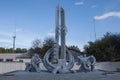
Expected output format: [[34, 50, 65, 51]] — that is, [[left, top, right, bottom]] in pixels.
[[1, 70, 120, 80]]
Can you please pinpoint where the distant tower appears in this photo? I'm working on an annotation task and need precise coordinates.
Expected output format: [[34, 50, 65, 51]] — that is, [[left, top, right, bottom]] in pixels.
[[13, 35, 16, 53], [13, 25, 16, 53]]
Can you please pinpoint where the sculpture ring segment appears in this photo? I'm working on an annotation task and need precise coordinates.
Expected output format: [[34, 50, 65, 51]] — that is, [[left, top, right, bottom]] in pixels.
[[43, 48, 74, 73]]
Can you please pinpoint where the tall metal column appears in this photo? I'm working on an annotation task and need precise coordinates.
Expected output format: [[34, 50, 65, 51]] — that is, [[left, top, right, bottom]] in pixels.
[[60, 8, 66, 60], [54, 4, 59, 60]]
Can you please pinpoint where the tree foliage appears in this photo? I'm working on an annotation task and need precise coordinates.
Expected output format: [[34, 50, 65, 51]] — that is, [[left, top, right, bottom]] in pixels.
[[28, 38, 82, 58], [67, 45, 80, 52], [28, 38, 54, 58], [32, 39, 42, 48], [84, 32, 120, 61], [15, 48, 27, 53], [0, 47, 27, 53]]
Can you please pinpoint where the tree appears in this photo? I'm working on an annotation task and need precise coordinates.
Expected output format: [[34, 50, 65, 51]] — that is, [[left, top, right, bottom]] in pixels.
[[84, 32, 120, 61], [28, 38, 54, 58], [21, 48, 27, 53], [8, 48, 14, 53], [28, 48, 35, 57], [32, 39, 42, 48], [0, 47, 5, 53], [15, 48, 21, 53], [15, 48, 27, 53], [43, 38, 54, 47], [0, 47, 27, 53], [67, 45, 80, 52]]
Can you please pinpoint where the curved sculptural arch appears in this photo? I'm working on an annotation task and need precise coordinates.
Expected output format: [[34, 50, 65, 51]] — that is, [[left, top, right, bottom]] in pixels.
[[43, 48, 74, 73]]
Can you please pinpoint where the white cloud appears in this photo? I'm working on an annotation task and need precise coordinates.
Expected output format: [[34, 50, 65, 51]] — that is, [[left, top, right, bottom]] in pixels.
[[74, 1, 84, 6], [0, 32, 12, 37], [0, 28, 23, 37], [91, 5, 97, 8], [94, 12, 120, 20], [47, 32, 55, 37], [0, 38, 30, 48], [16, 41, 30, 48], [0, 39, 11, 43], [16, 28, 23, 32]]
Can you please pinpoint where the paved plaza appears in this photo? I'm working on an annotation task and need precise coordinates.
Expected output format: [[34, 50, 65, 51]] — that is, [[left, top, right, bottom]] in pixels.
[[0, 70, 120, 80]]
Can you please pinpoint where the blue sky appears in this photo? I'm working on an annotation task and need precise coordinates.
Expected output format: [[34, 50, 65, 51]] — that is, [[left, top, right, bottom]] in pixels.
[[0, 0, 120, 51]]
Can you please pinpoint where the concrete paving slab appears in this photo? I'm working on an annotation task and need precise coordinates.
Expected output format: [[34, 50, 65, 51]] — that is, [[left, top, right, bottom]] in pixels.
[[0, 70, 120, 80]]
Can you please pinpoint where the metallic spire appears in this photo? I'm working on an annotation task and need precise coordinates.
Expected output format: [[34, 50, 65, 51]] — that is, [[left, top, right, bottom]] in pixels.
[[54, 4, 59, 59], [60, 7, 66, 60]]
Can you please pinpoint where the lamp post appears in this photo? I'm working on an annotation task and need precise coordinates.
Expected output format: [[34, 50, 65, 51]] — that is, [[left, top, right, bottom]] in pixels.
[[93, 19, 96, 40]]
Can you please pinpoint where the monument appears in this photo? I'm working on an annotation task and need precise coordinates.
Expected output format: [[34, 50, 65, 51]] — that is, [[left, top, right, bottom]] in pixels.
[[1, 5, 120, 80], [43, 5, 75, 74], [24, 5, 96, 74]]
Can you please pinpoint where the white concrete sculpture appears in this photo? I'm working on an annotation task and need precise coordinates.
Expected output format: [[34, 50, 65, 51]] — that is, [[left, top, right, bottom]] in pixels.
[[77, 55, 96, 72], [43, 5, 74, 74], [25, 54, 42, 72], [25, 4, 96, 74]]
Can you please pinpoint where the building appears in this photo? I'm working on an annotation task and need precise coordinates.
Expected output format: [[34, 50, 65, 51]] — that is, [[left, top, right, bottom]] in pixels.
[[0, 53, 31, 62]]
